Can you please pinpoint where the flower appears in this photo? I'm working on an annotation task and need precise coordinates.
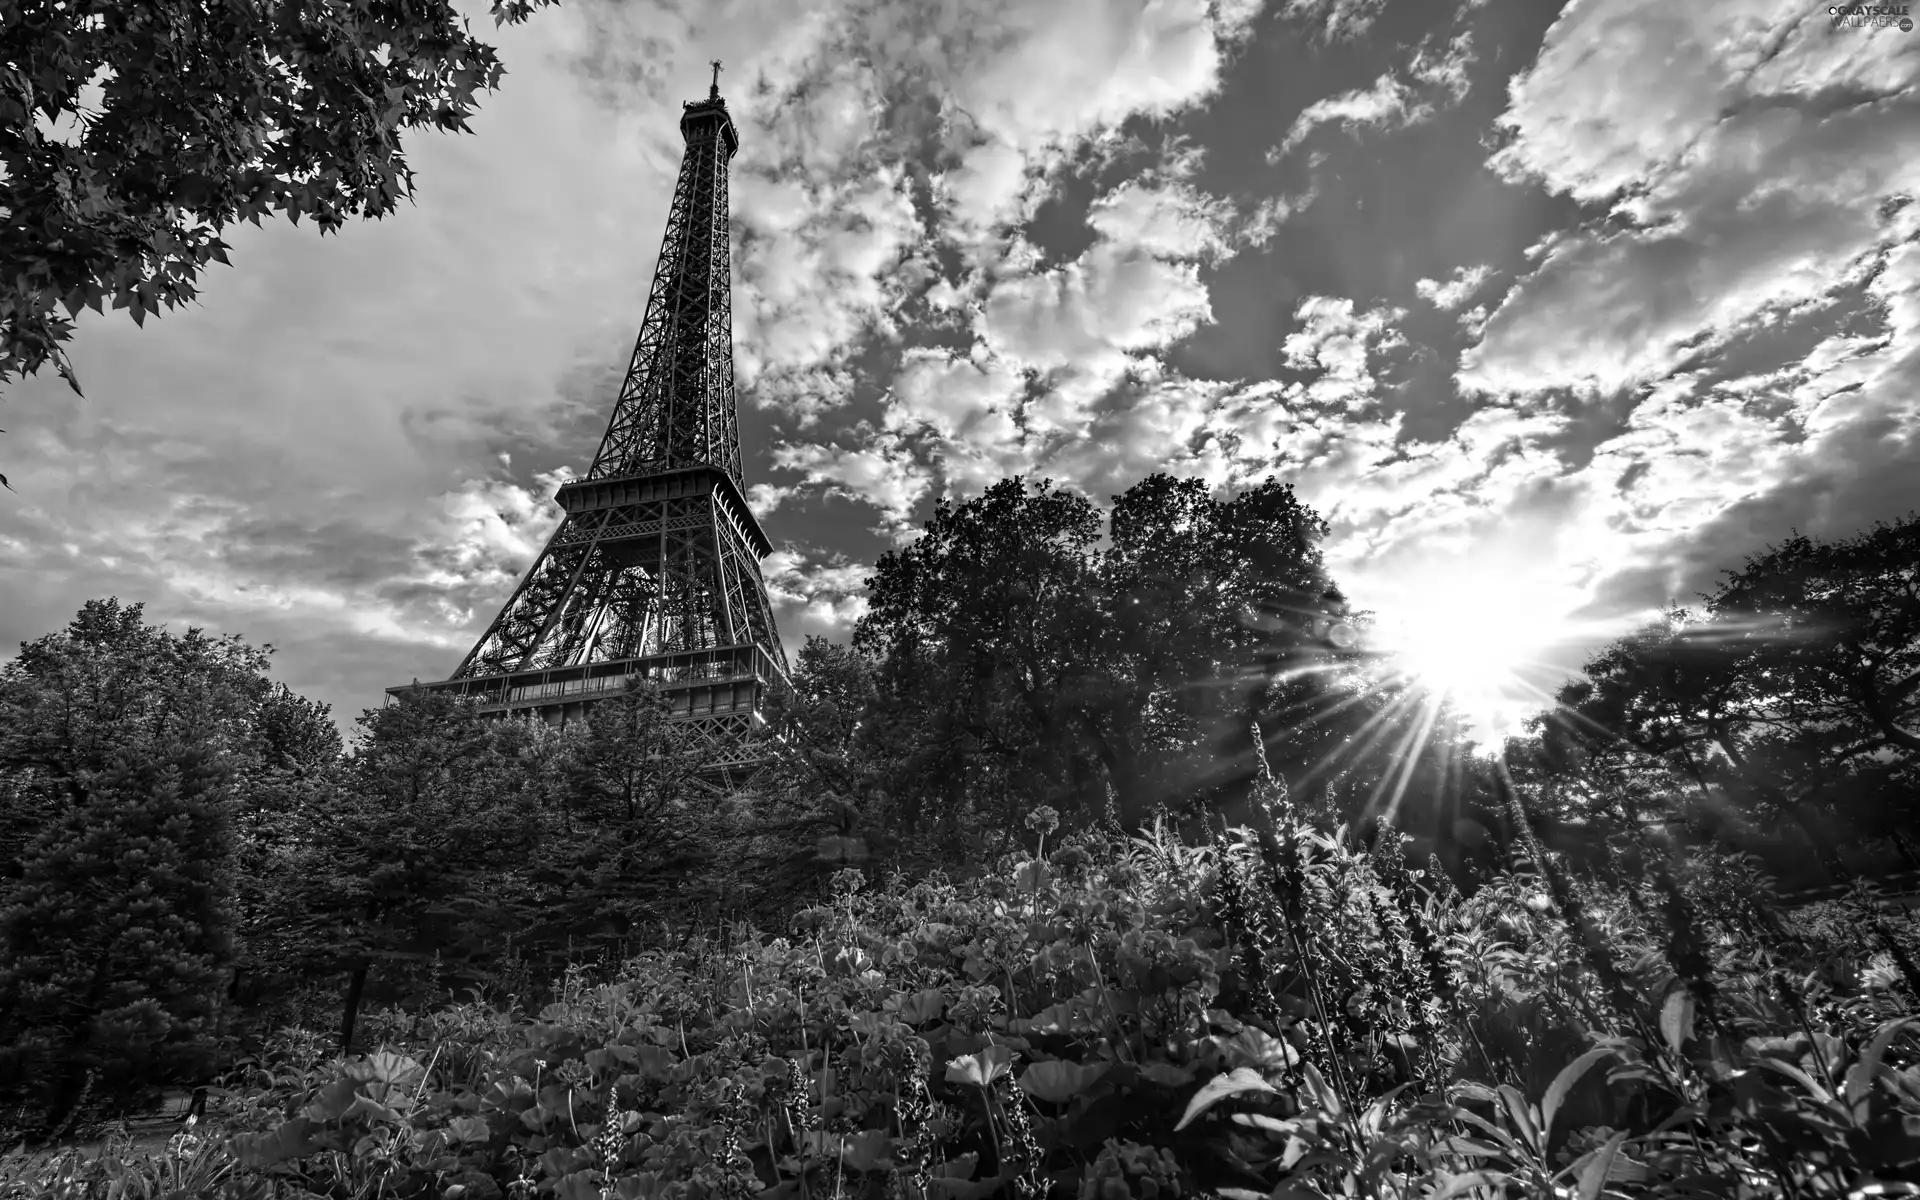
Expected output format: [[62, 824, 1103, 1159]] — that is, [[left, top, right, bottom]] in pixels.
[[1025, 806, 1061, 836], [830, 868, 868, 896]]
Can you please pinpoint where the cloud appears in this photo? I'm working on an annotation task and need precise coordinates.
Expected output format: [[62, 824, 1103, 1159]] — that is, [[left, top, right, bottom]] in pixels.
[[852, 0, 1245, 269], [18, 0, 1912, 770], [762, 547, 873, 642], [1279, 295, 1407, 412], [1416, 264, 1494, 311], [1279, 0, 1387, 43], [1462, 0, 1920, 399], [1267, 25, 1479, 164], [980, 247, 1215, 376], [1410, 30, 1476, 102], [1270, 73, 1425, 161], [797, 159, 1251, 514], [733, 156, 925, 393], [768, 439, 935, 537], [1085, 180, 1234, 262], [1571, 236, 1920, 613]]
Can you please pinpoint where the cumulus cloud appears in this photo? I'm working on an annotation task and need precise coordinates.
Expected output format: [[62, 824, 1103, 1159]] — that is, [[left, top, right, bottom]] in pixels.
[[1085, 180, 1234, 262], [1461, 0, 1920, 399], [2, 0, 1272, 725], [798, 158, 1249, 513], [1270, 73, 1425, 161], [1280, 296, 1406, 412], [1410, 30, 1476, 102], [732, 157, 923, 393], [19, 0, 1913, 766], [1268, 25, 1478, 164], [980, 248, 1215, 377], [769, 439, 934, 538], [762, 548, 872, 642], [1416, 264, 1494, 311], [1279, 0, 1387, 42], [1567, 235, 1920, 614]]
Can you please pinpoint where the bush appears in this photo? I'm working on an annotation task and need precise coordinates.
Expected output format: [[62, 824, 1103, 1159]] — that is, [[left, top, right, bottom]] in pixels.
[[14, 785, 1907, 1200]]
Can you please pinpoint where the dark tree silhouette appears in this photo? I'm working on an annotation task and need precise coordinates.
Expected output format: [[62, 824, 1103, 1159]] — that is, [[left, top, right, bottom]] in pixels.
[[1537, 514, 1920, 881]]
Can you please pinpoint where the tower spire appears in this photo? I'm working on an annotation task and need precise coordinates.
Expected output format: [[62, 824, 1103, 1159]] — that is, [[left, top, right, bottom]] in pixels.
[[389, 74, 786, 768]]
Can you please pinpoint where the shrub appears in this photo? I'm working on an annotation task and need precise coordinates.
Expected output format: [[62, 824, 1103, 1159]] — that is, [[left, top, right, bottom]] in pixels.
[[76, 800, 1902, 1200]]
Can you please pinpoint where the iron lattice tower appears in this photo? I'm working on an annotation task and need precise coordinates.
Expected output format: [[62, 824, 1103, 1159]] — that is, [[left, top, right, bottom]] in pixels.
[[389, 66, 788, 764]]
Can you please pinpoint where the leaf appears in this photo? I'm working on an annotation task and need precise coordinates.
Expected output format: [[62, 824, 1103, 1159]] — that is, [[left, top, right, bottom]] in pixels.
[[1138, 1061, 1195, 1088], [633, 1044, 676, 1078], [1015, 1000, 1087, 1035], [837, 1129, 894, 1172], [1298, 1061, 1344, 1118], [945, 1044, 1014, 1089], [1574, 1131, 1628, 1200], [447, 1115, 491, 1144], [1496, 1084, 1540, 1154], [1228, 1112, 1293, 1134], [1016, 1059, 1110, 1104], [1660, 989, 1695, 1056], [899, 988, 947, 1025], [1542, 1047, 1612, 1141], [1848, 1017, 1918, 1112], [925, 1180, 1003, 1200], [1174, 1068, 1276, 1132], [1015, 860, 1050, 893], [1750, 1056, 1836, 1105], [1427, 1172, 1507, 1200], [228, 1117, 321, 1167], [935, 1153, 979, 1180], [340, 1094, 404, 1125], [1213, 1026, 1300, 1074], [302, 1077, 359, 1123], [542, 1147, 592, 1177], [555, 1171, 602, 1200]]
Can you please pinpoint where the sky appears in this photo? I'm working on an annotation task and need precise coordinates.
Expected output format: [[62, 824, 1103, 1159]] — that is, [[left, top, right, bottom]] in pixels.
[[3, 0, 1918, 747]]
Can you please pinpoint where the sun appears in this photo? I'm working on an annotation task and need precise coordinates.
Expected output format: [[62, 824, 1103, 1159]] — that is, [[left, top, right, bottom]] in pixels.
[[1367, 567, 1574, 745]]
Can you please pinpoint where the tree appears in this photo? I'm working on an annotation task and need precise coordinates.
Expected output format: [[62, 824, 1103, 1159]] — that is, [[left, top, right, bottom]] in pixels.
[[856, 477, 1108, 845], [266, 687, 534, 1055], [519, 684, 738, 959], [226, 682, 344, 1014], [852, 474, 1393, 843], [0, 598, 280, 1131], [0, 0, 558, 420], [1101, 472, 1377, 803], [1537, 514, 1920, 881]]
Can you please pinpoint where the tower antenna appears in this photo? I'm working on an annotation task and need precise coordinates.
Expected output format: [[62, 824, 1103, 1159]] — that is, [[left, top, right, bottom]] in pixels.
[[710, 59, 722, 100]]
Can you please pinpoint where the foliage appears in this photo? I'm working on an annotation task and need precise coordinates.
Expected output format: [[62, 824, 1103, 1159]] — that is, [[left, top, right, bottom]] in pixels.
[[852, 475, 1415, 846], [0, 0, 558, 424], [249, 686, 560, 1057], [1533, 512, 1920, 885], [0, 598, 307, 1132], [515, 684, 744, 963], [2, 503, 1916, 1193], [8, 764, 1911, 1199]]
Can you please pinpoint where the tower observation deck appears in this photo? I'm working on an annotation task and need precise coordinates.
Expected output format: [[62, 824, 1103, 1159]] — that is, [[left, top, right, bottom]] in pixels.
[[387, 65, 787, 768]]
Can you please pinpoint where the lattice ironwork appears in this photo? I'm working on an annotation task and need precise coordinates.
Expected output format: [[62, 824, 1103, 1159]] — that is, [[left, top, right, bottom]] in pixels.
[[390, 68, 787, 750], [590, 67, 742, 486]]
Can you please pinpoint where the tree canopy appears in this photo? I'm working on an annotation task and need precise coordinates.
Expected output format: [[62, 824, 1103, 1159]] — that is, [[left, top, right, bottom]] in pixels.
[[0, 598, 298, 1128], [0, 0, 557, 450], [849, 474, 1429, 845], [1530, 513, 1920, 881]]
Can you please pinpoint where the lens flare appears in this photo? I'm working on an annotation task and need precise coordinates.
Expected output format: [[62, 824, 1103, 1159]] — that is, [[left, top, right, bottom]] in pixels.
[[1363, 566, 1596, 749]]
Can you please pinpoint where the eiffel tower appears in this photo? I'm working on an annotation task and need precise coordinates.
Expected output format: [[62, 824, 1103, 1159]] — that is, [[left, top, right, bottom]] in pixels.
[[388, 64, 788, 764]]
